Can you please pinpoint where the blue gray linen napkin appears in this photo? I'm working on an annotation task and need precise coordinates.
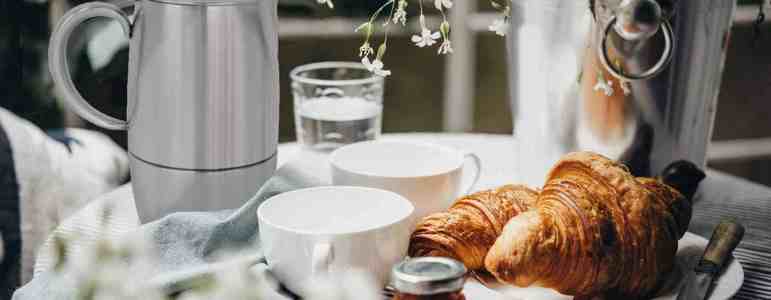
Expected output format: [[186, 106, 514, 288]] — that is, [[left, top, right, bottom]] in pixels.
[[13, 150, 330, 299]]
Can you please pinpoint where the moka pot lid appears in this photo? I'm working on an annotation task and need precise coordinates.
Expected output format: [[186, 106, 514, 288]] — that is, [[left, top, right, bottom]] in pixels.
[[149, 0, 263, 6]]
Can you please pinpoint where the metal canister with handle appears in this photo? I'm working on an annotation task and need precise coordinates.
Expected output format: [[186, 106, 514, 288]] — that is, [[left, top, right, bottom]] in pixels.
[[49, 0, 281, 222], [509, 0, 736, 186]]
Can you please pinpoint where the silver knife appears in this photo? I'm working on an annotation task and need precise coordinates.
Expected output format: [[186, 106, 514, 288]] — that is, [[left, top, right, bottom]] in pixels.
[[677, 220, 745, 300]]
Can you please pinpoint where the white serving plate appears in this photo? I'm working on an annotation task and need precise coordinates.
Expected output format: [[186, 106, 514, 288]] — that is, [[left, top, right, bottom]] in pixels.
[[464, 232, 744, 300]]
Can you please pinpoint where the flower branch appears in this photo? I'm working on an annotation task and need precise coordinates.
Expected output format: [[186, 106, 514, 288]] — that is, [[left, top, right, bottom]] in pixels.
[[319, 0, 517, 76]]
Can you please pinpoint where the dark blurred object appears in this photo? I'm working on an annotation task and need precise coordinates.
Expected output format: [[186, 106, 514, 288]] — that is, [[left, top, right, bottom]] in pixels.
[[710, 8, 771, 187], [79, 47, 129, 148], [619, 123, 654, 177], [0, 115, 21, 300], [751, 0, 766, 47], [661, 160, 707, 201], [0, 0, 63, 129]]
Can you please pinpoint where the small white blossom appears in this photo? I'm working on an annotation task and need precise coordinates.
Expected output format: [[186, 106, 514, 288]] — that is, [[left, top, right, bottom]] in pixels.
[[411, 28, 441, 48], [621, 80, 632, 95], [438, 39, 454, 54], [594, 75, 615, 96], [393, 10, 407, 26], [359, 42, 374, 57], [489, 18, 508, 36], [434, 0, 453, 11], [362, 57, 391, 77], [317, 0, 334, 9], [393, 0, 408, 26]]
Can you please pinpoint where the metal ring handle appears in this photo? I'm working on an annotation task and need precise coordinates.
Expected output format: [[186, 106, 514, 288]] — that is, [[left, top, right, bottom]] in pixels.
[[598, 16, 675, 81], [48, 2, 132, 130]]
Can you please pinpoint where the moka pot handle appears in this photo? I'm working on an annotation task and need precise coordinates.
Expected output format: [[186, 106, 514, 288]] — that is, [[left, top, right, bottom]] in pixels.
[[49, 2, 132, 130]]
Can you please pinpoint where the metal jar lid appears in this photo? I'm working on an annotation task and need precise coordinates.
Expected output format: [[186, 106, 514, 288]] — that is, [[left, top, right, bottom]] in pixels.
[[391, 257, 468, 295]]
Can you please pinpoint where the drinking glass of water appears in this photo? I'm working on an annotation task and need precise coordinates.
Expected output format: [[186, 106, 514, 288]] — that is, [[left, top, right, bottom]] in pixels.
[[290, 62, 385, 150]]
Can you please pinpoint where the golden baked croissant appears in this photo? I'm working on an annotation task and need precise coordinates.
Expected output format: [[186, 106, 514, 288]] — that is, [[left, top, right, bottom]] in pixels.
[[408, 185, 538, 271], [485, 152, 694, 299]]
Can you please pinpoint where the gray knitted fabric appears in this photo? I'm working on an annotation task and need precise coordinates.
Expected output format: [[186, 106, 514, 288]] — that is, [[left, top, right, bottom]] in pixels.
[[13, 151, 330, 299]]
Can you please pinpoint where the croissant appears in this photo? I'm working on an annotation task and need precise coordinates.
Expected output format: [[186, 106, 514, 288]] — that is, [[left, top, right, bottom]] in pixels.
[[485, 152, 695, 299], [408, 185, 538, 271]]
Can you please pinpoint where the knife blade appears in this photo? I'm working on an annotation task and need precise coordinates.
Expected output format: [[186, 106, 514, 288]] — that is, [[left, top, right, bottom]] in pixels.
[[676, 220, 745, 300]]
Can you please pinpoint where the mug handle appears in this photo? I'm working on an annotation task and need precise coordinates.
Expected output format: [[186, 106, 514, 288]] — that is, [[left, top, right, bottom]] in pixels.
[[311, 242, 333, 279], [49, 2, 132, 130], [461, 152, 482, 195]]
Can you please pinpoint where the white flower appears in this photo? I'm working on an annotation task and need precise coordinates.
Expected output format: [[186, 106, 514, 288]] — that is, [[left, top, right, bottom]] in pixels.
[[393, 10, 407, 25], [361, 57, 391, 77], [434, 0, 453, 10], [489, 18, 508, 36], [359, 42, 374, 57], [438, 39, 454, 54], [594, 76, 614, 96], [411, 28, 441, 48], [393, 0, 408, 26], [317, 0, 334, 9], [621, 80, 632, 95]]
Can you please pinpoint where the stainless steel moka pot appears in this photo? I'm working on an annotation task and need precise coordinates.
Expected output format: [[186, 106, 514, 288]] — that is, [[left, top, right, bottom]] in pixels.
[[49, 0, 280, 222], [509, 0, 736, 187]]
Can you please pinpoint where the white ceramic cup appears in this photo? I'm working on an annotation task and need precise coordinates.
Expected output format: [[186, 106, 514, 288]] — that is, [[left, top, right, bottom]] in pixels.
[[329, 141, 482, 222], [257, 186, 414, 296]]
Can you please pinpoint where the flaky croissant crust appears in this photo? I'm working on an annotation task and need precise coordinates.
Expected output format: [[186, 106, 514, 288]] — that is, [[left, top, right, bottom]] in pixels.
[[408, 185, 538, 271], [485, 152, 690, 299]]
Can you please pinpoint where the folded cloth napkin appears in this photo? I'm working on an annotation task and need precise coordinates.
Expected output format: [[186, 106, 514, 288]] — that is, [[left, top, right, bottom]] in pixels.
[[0, 108, 129, 297], [13, 149, 332, 300]]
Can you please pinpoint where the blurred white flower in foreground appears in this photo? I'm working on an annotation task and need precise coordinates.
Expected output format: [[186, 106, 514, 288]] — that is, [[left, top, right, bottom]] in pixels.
[[304, 269, 381, 300], [178, 263, 276, 300], [51, 229, 166, 300]]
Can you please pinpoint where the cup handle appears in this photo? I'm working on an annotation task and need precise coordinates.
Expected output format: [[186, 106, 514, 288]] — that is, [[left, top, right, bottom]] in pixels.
[[49, 2, 132, 130], [311, 242, 333, 278], [461, 152, 482, 195]]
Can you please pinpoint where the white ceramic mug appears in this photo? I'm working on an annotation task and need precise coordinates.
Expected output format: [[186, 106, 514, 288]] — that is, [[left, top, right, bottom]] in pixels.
[[257, 186, 414, 296], [329, 141, 482, 222]]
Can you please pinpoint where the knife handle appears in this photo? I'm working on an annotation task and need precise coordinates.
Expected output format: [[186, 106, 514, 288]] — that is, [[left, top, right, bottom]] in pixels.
[[700, 220, 745, 273]]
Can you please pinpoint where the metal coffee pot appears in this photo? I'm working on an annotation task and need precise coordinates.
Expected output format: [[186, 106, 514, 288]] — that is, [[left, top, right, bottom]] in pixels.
[[49, 0, 280, 222], [509, 0, 736, 186]]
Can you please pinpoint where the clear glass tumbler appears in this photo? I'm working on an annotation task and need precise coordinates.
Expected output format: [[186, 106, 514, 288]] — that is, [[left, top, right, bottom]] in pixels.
[[290, 62, 385, 151]]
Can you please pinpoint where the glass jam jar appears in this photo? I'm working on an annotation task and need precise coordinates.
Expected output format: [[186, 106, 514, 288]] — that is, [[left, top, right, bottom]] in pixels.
[[391, 257, 468, 300]]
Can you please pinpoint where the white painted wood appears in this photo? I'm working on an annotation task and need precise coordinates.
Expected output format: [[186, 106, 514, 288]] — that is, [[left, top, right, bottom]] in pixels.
[[709, 138, 771, 162], [442, 0, 476, 132]]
